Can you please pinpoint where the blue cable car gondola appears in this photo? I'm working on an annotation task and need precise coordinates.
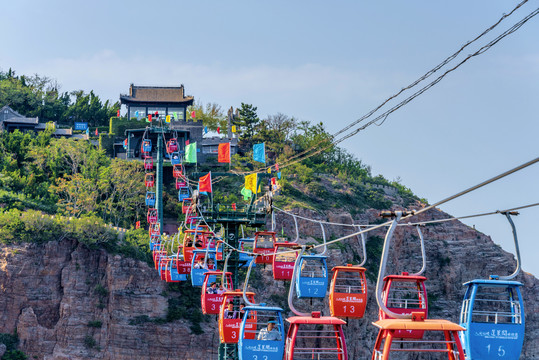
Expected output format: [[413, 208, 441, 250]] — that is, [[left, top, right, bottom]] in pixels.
[[166, 256, 187, 282], [170, 152, 181, 165], [178, 187, 190, 202], [295, 254, 328, 298], [459, 211, 525, 360], [145, 191, 156, 207], [142, 139, 152, 153], [238, 258, 285, 360], [190, 249, 217, 287], [149, 234, 161, 251], [295, 223, 329, 298]]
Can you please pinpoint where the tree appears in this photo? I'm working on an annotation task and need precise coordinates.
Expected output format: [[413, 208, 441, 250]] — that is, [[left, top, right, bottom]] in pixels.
[[234, 103, 261, 148], [187, 101, 227, 131]]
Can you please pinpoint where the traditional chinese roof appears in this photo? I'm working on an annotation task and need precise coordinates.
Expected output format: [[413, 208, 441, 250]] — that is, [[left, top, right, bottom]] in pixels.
[[0, 105, 39, 124], [120, 84, 194, 105]]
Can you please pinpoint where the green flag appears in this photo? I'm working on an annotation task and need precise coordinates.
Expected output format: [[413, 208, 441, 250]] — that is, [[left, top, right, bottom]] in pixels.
[[185, 142, 197, 163], [240, 187, 252, 200]]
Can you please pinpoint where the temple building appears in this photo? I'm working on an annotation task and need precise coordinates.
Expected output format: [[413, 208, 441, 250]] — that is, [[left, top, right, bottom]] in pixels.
[[0, 105, 39, 132], [119, 84, 237, 163]]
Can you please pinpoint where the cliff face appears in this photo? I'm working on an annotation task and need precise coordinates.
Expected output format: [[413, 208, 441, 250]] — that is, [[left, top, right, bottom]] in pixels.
[[0, 239, 218, 360], [0, 205, 537, 359]]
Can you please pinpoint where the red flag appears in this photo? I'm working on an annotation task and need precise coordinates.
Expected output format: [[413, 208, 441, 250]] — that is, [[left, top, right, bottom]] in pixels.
[[135, 221, 140, 229], [217, 127, 220, 134], [199, 172, 212, 193], [275, 163, 279, 171], [218, 143, 230, 163], [185, 139, 189, 146], [154, 111, 158, 118], [117, 109, 120, 117], [95, 128, 98, 136], [232, 203, 236, 211], [271, 177, 276, 185], [191, 110, 196, 119], [148, 114, 152, 122]]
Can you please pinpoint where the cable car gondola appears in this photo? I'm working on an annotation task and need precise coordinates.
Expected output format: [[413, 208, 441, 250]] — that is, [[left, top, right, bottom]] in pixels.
[[285, 246, 348, 360], [178, 187, 190, 202], [147, 208, 158, 224], [182, 198, 193, 214], [201, 271, 233, 315], [378, 223, 428, 338], [459, 211, 525, 360], [182, 229, 211, 263], [272, 242, 298, 280], [170, 151, 181, 165], [238, 258, 285, 360], [149, 234, 161, 251], [175, 247, 192, 276], [295, 254, 328, 298], [175, 178, 187, 190], [372, 211, 465, 359], [142, 139, 152, 153], [173, 164, 183, 178], [190, 249, 216, 287], [238, 238, 255, 267], [253, 231, 277, 264], [145, 173, 155, 188], [165, 256, 187, 282], [330, 226, 368, 318], [219, 290, 256, 344], [145, 191, 156, 207], [166, 138, 178, 153], [144, 157, 153, 171], [149, 223, 160, 237]]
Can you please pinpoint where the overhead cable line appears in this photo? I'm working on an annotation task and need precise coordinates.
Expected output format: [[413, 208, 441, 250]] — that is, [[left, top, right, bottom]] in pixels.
[[232, 3, 539, 177]]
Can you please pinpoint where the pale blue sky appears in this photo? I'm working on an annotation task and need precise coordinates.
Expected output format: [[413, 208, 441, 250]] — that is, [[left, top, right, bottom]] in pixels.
[[2, 1, 538, 275]]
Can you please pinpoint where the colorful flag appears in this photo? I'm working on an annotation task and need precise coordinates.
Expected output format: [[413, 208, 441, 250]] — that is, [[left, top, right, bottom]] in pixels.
[[166, 115, 171, 123], [204, 126, 208, 135], [85, 128, 89, 136], [185, 142, 197, 163], [199, 172, 212, 193], [271, 177, 276, 185], [191, 110, 196, 119], [241, 187, 253, 200], [135, 110, 139, 118], [275, 163, 279, 171], [217, 127, 220, 134], [218, 143, 230, 163], [148, 114, 152, 122], [173, 112, 178, 120], [185, 139, 189, 146], [253, 143, 265, 164], [231, 125, 237, 133], [277, 172, 281, 180], [117, 109, 120, 117], [267, 167, 271, 173], [135, 221, 141, 229], [95, 128, 98, 136], [245, 173, 259, 193], [232, 203, 236, 211]]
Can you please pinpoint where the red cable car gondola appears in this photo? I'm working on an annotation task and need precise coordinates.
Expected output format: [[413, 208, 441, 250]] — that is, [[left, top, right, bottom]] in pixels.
[[149, 223, 160, 237], [378, 222, 428, 339], [253, 231, 277, 264], [145, 173, 155, 188], [182, 229, 211, 263], [219, 290, 256, 344], [330, 264, 368, 319], [182, 198, 193, 215], [372, 211, 465, 359], [166, 138, 178, 153], [144, 157, 153, 171], [201, 271, 233, 315], [272, 242, 298, 280], [173, 164, 183, 178], [147, 208, 158, 224]]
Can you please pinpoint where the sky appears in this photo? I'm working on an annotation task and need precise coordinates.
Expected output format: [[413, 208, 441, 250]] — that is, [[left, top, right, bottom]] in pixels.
[[1, 1, 538, 276]]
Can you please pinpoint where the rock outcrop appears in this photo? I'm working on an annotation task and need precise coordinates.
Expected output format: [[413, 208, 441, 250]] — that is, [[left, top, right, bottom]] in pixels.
[[0, 203, 537, 359]]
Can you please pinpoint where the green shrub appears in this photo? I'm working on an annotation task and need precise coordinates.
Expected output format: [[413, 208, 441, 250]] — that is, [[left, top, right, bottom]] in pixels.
[[87, 320, 102, 328]]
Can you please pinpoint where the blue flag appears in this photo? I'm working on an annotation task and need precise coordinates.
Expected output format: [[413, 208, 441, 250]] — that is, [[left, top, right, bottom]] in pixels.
[[204, 126, 208, 135], [253, 143, 265, 164], [277, 172, 281, 180]]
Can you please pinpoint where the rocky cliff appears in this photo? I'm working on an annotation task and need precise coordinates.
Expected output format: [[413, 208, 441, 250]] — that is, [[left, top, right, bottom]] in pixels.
[[0, 204, 537, 359]]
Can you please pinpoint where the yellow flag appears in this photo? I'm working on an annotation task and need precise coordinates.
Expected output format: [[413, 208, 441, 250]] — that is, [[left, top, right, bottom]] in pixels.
[[245, 173, 259, 193], [232, 125, 237, 133], [166, 115, 171, 123], [267, 168, 271, 173]]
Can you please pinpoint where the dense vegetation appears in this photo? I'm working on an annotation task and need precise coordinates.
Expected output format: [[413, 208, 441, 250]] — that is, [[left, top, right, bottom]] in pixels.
[[0, 68, 118, 127]]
